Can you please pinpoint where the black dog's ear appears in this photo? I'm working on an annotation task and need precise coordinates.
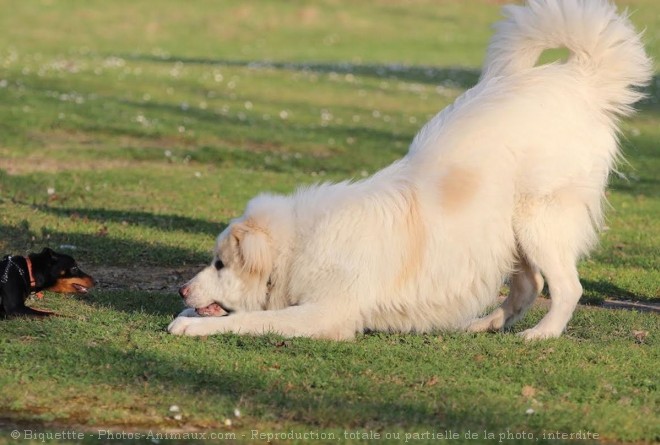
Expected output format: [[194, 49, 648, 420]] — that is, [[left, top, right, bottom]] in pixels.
[[40, 247, 57, 259]]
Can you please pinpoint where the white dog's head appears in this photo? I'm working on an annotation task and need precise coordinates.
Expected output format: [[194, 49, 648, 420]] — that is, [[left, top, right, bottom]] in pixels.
[[178, 194, 293, 316]]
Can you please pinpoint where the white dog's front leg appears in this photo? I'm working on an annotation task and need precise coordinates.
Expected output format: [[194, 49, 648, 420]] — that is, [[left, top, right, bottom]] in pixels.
[[168, 304, 356, 340]]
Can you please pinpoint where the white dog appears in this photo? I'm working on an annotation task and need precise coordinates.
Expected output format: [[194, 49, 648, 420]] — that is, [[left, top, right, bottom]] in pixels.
[[169, 0, 651, 340]]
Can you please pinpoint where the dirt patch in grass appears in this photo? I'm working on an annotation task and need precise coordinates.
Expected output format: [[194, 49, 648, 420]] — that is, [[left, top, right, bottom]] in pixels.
[[87, 264, 206, 294], [1, 130, 177, 174], [0, 155, 137, 174], [2, 128, 333, 174], [599, 299, 660, 313], [496, 295, 659, 313]]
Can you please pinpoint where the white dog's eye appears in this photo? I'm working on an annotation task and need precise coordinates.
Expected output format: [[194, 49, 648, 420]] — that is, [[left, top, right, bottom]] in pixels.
[[214, 260, 224, 270]]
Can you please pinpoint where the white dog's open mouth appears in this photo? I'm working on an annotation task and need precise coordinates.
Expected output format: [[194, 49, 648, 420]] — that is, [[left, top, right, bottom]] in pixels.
[[195, 303, 229, 317]]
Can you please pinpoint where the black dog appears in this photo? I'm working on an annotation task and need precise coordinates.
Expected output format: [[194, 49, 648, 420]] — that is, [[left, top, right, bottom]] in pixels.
[[0, 248, 94, 317]]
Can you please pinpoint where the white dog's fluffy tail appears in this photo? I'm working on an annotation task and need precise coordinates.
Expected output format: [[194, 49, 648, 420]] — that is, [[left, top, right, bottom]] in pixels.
[[481, 0, 652, 116]]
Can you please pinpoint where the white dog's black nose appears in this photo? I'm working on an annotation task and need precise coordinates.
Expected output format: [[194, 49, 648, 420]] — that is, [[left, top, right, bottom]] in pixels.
[[179, 285, 190, 299]]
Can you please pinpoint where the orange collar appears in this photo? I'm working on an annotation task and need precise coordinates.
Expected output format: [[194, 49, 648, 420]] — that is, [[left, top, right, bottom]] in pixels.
[[25, 257, 44, 299]]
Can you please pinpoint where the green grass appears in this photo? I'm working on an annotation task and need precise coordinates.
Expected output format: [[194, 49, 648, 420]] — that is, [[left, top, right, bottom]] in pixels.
[[0, 0, 658, 443]]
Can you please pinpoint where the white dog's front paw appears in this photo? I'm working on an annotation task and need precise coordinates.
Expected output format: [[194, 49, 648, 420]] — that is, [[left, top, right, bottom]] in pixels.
[[168, 315, 228, 336], [168, 316, 201, 335], [519, 327, 561, 341]]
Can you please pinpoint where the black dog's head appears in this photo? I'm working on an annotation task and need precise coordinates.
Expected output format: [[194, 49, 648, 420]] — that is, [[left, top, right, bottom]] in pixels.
[[29, 248, 95, 294]]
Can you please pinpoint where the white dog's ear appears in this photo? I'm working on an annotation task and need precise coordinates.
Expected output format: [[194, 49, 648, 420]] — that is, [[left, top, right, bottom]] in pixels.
[[231, 221, 272, 275]]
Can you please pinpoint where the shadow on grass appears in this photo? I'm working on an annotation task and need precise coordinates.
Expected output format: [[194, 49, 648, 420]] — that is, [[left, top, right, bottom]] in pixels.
[[0, 221, 208, 267], [123, 54, 660, 110], [34, 205, 225, 237], [122, 54, 482, 89], [581, 279, 656, 304], [75, 290, 183, 317], [0, 340, 538, 438]]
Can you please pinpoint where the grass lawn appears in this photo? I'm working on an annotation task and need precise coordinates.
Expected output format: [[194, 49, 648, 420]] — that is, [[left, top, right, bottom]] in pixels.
[[0, 0, 658, 443]]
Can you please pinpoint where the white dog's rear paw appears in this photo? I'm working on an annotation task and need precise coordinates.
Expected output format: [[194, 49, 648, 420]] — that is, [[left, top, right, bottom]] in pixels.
[[466, 308, 506, 333], [519, 327, 562, 341]]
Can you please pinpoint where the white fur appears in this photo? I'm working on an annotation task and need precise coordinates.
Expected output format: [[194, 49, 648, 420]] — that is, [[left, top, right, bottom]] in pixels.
[[169, 0, 651, 340]]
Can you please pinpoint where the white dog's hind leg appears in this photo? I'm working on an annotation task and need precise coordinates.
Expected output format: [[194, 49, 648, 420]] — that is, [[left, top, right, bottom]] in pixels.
[[502, 255, 544, 328], [515, 194, 592, 340], [168, 304, 357, 340], [519, 255, 582, 340], [467, 253, 543, 333]]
